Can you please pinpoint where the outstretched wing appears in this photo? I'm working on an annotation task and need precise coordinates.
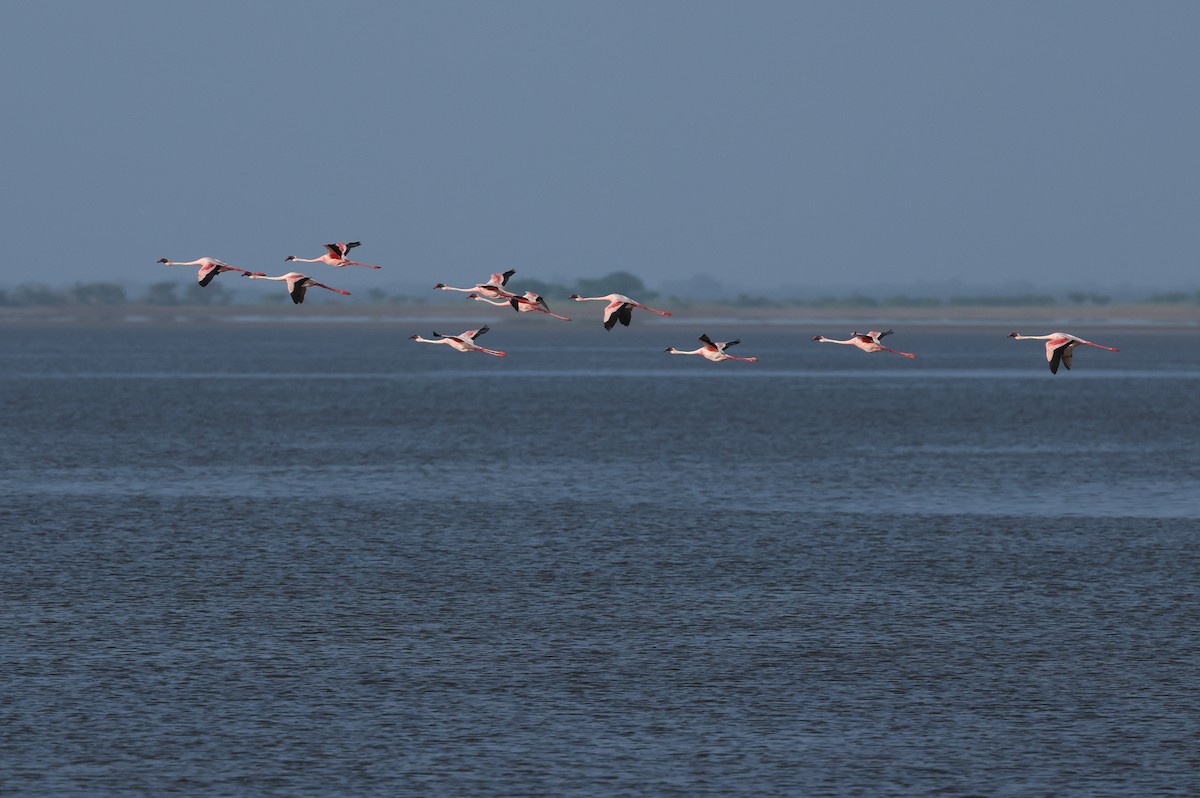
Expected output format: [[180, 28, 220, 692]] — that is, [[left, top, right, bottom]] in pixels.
[[698, 333, 718, 349], [465, 325, 490, 340], [198, 264, 220, 286], [1060, 345, 1074, 371], [489, 269, 516, 287], [1048, 342, 1065, 374], [603, 300, 623, 330], [323, 243, 343, 258]]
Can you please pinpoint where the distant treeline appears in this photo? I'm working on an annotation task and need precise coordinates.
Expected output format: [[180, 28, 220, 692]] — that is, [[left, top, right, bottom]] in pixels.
[[2, 276, 1199, 309]]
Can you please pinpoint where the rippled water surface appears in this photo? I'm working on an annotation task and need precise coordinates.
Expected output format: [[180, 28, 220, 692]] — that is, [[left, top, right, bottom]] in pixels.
[[2, 321, 1198, 795]]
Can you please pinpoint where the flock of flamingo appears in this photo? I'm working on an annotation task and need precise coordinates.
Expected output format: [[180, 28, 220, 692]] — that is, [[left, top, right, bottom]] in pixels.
[[158, 242, 1120, 374]]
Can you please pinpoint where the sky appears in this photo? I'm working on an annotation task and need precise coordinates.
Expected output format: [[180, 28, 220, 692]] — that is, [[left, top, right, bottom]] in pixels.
[[2, 1, 1197, 299]]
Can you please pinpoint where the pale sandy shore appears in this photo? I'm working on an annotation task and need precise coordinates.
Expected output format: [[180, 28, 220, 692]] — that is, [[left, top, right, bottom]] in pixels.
[[1, 302, 1197, 329]]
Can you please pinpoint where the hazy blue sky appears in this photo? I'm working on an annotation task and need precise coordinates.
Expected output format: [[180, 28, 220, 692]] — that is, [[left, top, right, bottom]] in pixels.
[[3, 1, 1197, 297]]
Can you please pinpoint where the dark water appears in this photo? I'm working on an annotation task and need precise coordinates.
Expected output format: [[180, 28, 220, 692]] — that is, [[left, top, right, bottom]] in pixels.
[[2, 320, 1198, 796]]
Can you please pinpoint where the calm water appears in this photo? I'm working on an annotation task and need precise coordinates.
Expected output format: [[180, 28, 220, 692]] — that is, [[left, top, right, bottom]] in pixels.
[[2, 320, 1198, 796]]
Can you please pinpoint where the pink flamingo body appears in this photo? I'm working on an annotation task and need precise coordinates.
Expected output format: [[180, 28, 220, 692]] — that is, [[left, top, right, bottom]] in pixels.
[[467, 291, 572, 321], [666, 334, 758, 362], [286, 241, 381, 269], [158, 257, 251, 286], [243, 271, 351, 304], [568, 293, 672, 330], [409, 325, 506, 357], [1008, 331, 1119, 374], [435, 269, 517, 299], [812, 329, 916, 358]]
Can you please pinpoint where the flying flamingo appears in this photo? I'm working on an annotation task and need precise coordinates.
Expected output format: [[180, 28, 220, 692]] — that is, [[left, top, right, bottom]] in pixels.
[[466, 291, 572, 320], [158, 257, 251, 286], [242, 271, 351, 304], [409, 325, 506, 357], [811, 329, 917, 358], [568, 293, 672, 330], [435, 269, 517, 299], [666, 334, 758, 362], [1008, 331, 1119, 374], [285, 241, 381, 269]]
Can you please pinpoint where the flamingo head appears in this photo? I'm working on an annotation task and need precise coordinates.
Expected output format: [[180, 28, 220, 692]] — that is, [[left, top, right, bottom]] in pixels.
[[568, 294, 581, 300], [664, 347, 673, 352], [467, 293, 479, 299], [157, 258, 169, 264], [408, 334, 420, 340], [811, 335, 823, 342], [242, 271, 265, 278], [284, 255, 297, 261], [434, 283, 446, 289], [1007, 332, 1020, 338]]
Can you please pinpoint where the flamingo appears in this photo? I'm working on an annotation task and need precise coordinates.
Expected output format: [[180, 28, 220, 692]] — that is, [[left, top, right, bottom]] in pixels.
[[811, 329, 916, 358], [666, 334, 758, 362], [158, 257, 251, 286], [409, 325, 506, 357], [467, 291, 572, 321], [435, 269, 517, 299], [1008, 331, 1119, 374], [242, 271, 351, 304], [568, 293, 672, 330], [285, 241, 381, 269]]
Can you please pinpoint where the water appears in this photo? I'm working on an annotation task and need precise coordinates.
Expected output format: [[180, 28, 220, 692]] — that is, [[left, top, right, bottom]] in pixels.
[[2, 320, 1198, 796]]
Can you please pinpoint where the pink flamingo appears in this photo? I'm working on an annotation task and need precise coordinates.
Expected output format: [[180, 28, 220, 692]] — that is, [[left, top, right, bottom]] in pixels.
[[1008, 331, 1119, 374], [285, 242, 381, 269], [435, 269, 517, 299], [409, 326, 506, 357], [158, 257, 251, 286], [666, 334, 758, 362], [811, 329, 916, 358], [242, 271, 351, 304], [466, 291, 572, 320], [568, 293, 672, 330]]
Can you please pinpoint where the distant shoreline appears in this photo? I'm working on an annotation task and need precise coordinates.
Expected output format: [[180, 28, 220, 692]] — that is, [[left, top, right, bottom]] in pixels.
[[1, 301, 1195, 329]]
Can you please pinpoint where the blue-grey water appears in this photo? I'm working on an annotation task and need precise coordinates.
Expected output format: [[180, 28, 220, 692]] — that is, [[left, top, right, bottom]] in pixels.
[[2, 320, 1198, 796]]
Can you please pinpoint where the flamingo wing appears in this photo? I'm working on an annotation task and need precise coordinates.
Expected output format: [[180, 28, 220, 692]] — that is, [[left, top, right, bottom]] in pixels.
[[602, 301, 623, 330], [1060, 345, 1074, 372], [1047, 340, 1068, 373], [198, 264, 220, 286], [488, 269, 516, 287], [465, 325, 490, 340]]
